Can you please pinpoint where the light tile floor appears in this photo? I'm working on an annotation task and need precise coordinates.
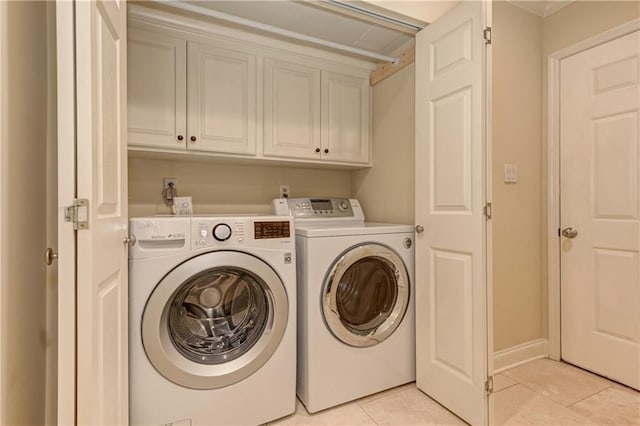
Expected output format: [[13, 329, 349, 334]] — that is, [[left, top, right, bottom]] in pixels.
[[269, 359, 640, 425]]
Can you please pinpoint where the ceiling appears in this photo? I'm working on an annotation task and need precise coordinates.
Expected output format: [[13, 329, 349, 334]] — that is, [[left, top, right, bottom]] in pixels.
[[176, 1, 419, 59], [508, 0, 575, 17]]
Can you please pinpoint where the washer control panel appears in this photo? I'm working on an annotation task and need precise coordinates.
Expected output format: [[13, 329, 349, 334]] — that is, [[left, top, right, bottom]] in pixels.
[[274, 198, 364, 219], [192, 216, 294, 249]]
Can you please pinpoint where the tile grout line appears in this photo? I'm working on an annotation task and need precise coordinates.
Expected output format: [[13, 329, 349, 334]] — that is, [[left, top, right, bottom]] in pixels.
[[566, 384, 613, 408], [500, 363, 615, 408], [355, 399, 381, 426], [494, 381, 519, 393]]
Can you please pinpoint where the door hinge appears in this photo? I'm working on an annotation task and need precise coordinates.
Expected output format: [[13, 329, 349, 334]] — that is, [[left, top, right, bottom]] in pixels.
[[484, 202, 493, 220], [483, 27, 492, 45], [65, 198, 89, 230], [485, 376, 494, 395]]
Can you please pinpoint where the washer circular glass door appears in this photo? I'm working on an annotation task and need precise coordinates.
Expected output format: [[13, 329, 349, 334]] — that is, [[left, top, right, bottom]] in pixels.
[[142, 250, 288, 389], [322, 243, 409, 347]]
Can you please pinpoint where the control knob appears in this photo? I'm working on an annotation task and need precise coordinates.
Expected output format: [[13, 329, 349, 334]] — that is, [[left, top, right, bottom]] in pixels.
[[213, 223, 232, 241], [338, 201, 349, 211]]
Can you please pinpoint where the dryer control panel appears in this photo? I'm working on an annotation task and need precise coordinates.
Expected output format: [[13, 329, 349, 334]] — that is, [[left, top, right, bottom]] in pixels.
[[273, 198, 365, 220]]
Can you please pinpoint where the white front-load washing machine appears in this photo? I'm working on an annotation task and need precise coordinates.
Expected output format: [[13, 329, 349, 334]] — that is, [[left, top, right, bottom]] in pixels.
[[129, 215, 296, 425], [273, 198, 415, 413]]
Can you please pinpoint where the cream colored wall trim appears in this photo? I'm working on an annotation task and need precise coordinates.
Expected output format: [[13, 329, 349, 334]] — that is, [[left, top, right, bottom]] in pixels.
[[370, 42, 414, 86], [546, 17, 640, 362], [55, 1, 77, 423], [0, 1, 5, 422], [493, 339, 548, 373]]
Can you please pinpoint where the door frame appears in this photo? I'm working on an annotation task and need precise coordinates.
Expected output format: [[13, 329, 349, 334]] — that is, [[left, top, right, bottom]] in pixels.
[[56, 1, 77, 423], [546, 17, 640, 361]]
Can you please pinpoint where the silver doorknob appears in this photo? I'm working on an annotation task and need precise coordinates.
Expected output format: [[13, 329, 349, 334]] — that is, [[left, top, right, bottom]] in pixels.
[[124, 236, 136, 247], [561, 227, 578, 239], [415, 225, 425, 234], [44, 248, 58, 266]]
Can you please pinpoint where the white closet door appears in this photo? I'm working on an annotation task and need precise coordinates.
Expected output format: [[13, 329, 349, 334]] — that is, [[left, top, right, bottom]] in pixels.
[[321, 71, 370, 164], [263, 57, 321, 160], [414, 1, 490, 424], [127, 29, 186, 150], [75, 0, 129, 424], [560, 30, 640, 390], [187, 42, 257, 155]]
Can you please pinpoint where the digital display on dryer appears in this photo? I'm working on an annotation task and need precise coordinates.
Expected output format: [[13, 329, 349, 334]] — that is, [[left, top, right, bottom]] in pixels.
[[310, 199, 333, 211], [254, 221, 290, 239]]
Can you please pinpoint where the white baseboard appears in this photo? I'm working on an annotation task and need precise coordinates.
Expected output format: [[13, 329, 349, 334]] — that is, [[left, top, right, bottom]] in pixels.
[[493, 338, 548, 373]]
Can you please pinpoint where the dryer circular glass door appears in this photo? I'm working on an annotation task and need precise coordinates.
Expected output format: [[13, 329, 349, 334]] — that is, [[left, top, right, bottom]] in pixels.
[[142, 250, 288, 389], [322, 243, 409, 347]]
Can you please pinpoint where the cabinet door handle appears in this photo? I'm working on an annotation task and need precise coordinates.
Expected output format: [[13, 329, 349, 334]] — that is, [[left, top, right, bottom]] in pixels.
[[190, 136, 197, 142], [177, 135, 184, 142], [315, 147, 320, 153], [324, 148, 329, 154]]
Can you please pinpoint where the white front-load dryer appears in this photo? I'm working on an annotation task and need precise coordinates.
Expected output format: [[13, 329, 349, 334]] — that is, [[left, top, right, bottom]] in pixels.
[[129, 216, 296, 425], [274, 198, 416, 413]]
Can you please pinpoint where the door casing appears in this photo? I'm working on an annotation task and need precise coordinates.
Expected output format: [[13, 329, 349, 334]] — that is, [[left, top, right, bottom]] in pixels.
[[546, 17, 640, 361]]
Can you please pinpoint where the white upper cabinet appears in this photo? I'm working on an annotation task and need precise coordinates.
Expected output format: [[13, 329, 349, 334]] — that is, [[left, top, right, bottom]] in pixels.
[[322, 71, 370, 164], [187, 43, 257, 155], [127, 32, 256, 156], [263, 57, 321, 160], [128, 29, 186, 149], [127, 14, 372, 168]]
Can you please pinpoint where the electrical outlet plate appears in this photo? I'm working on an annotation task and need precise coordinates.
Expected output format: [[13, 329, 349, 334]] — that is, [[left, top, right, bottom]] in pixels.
[[279, 184, 290, 198], [164, 177, 177, 189]]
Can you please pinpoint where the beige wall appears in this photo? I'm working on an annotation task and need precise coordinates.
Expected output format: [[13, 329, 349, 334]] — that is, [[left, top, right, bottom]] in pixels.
[[491, 0, 640, 352], [0, 1, 48, 424], [352, 64, 415, 225], [492, 1, 544, 351], [539, 1, 640, 337], [128, 158, 353, 216], [542, 1, 640, 55]]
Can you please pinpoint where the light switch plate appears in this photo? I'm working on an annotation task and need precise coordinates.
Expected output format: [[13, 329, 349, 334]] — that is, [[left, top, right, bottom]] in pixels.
[[504, 164, 517, 183]]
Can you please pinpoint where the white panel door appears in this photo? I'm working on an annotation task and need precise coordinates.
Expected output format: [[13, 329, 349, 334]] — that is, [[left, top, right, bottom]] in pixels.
[[187, 42, 257, 155], [321, 71, 370, 164], [414, 1, 489, 424], [75, 0, 129, 424], [127, 29, 186, 150], [560, 30, 640, 390], [264, 57, 321, 160]]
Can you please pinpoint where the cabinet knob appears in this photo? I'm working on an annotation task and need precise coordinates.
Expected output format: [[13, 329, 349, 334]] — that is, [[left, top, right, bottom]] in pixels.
[[315, 148, 320, 153], [324, 148, 329, 154], [190, 136, 197, 142], [177, 135, 184, 142]]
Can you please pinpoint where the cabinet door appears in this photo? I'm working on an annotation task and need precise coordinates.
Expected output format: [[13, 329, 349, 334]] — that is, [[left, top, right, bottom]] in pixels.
[[187, 42, 257, 155], [321, 71, 370, 164], [128, 29, 186, 149], [264, 58, 321, 160]]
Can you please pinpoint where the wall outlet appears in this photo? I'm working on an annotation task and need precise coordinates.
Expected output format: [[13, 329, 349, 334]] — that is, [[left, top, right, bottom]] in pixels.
[[279, 184, 290, 198], [164, 177, 177, 189]]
